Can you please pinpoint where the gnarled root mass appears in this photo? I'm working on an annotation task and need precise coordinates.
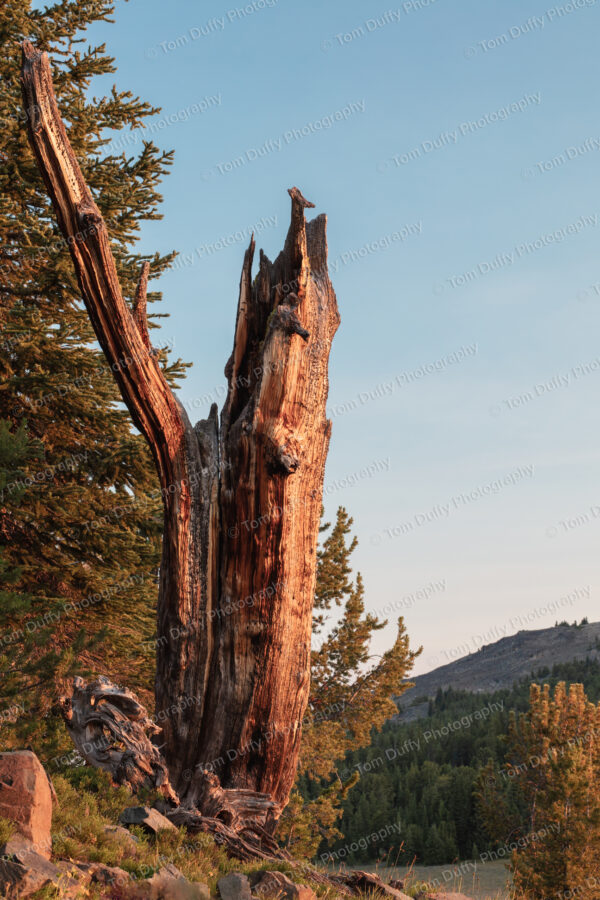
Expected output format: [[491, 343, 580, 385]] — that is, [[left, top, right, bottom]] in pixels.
[[59, 676, 289, 861]]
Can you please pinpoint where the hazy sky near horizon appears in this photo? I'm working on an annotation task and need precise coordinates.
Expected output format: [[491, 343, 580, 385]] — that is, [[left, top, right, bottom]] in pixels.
[[71, 0, 600, 675]]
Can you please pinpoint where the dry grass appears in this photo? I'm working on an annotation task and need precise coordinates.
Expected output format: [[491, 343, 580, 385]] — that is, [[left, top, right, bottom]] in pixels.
[[35, 767, 390, 898], [368, 860, 512, 899]]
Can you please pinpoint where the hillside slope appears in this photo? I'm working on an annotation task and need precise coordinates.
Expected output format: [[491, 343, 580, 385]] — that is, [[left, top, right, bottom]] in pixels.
[[399, 621, 600, 715]]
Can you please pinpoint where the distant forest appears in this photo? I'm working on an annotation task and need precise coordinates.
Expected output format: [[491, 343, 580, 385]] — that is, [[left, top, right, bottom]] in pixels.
[[304, 657, 600, 865]]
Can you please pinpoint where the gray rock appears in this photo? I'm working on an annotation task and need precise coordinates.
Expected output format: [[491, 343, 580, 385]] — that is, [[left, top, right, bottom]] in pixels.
[[253, 870, 317, 899], [119, 805, 176, 834], [218, 870, 253, 899], [102, 822, 140, 849], [0, 841, 87, 898], [342, 870, 412, 899], [75, 860, 131, 886], [160, 863, 185, 880], [55, 862, 93, 900], [145, 865, 210, 899], [0, 834, 37, 859], [426, 894, 473, 900], [0, 850, 60, 899]]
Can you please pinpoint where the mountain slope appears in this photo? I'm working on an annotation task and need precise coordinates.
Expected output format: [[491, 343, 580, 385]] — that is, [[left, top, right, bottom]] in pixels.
[[399, 620, 600, 716]]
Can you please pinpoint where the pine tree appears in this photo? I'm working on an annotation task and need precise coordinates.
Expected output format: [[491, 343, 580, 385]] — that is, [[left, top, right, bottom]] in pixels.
[[278, 507, 420, 856], [0, 0, 186, 755], [424, 824, 445, 864], [479, 682, 600, 899], [0, 418, 42, 673], [0, 418, 95, 752]]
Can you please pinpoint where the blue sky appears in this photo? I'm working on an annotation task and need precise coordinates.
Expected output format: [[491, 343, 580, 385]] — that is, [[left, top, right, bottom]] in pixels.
[[76, 0, 600, 673]]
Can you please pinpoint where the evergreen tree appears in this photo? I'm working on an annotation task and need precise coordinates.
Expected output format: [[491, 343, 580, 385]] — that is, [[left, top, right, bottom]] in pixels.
[[0, 0, 186, 756], [479, 682, 600, 899], [0, 419, 42, 636], [278, 507, 420, 856], [0, 417, 99, 752], [332, 659, 600, 866]]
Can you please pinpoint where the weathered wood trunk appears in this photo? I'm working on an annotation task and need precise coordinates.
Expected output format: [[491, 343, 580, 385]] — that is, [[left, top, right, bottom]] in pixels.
[[21, 43, 339, 836]]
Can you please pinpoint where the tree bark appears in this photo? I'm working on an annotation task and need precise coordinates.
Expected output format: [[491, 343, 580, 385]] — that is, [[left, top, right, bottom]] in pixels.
[[21, 42, 339, 836]]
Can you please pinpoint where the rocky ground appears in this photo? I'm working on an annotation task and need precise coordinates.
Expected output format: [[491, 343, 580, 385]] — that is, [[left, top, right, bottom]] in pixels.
[[0, 750, 474, 899]]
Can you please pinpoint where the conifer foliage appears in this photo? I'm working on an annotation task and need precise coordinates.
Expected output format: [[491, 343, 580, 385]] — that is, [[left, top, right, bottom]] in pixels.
[[0, 0, 185, 753], [278, 508, 420, 856], [479, 681, 600, 899]]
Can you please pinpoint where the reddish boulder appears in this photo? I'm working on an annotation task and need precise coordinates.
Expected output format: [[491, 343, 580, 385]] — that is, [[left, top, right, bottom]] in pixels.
[[0, 751, 53, 859]]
